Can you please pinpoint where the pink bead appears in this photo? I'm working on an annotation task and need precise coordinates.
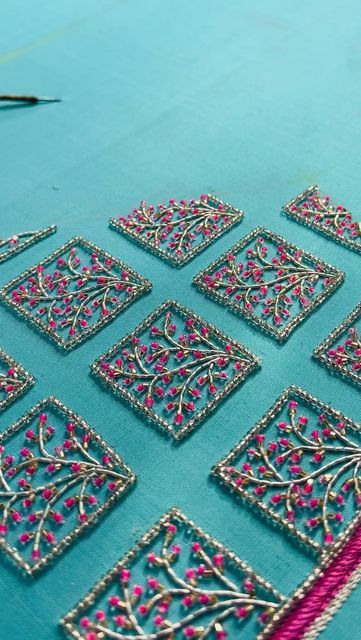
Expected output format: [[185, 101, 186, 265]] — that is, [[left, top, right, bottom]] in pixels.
[[138, 604, 148, 616], [120, 568, 131, 582], [213, 553, 223, 566], [147, 577, 158, 589]]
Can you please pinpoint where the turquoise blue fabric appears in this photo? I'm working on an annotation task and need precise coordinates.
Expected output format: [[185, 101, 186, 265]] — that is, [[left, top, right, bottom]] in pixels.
[[0, 1, 359, 638]]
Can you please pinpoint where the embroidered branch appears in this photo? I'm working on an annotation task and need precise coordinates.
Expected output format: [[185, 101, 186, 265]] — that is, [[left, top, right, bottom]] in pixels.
[[288, 191, 361, 242], [201, 235, 334, 328], [78, 521, 279, 640], [100, 309, 251, 429], [220, 400, 361, 546], [0, 412, 128, 565], [10, 245, 144, 338]]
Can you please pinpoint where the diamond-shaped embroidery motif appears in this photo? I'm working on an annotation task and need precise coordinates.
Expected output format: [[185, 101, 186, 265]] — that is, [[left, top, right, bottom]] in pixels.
[[0, 348, 34, 412], [213, 387, 361, 554], [313, 302, 361, 388], [92, 300, 260, 440], [193, 227, 344, 342], [0, 225, 57, 262], [0, 397, 135, 575], [0, 237, 152, 349], [109, 194, 244, 266], [283, 185, 361, 254], [61, 508, 284, 640]]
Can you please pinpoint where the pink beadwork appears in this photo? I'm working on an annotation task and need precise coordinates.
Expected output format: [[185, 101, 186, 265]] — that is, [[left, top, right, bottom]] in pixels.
[[284, 185, 361, 253], [110, 195, 244, 266], [0, 398, 135, 574], [0, 349, 34, 412], [93, 301, 259, 440], [214, 387, 361, 553], [194, 227, 343, 341], [62, 510, 283, 639], [1, 238, 151, 349]]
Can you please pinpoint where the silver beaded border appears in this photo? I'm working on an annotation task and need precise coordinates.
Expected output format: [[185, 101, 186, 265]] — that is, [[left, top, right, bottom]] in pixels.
[[283, 185, 361, 255], [259, 510, 361, 640], [212, 385, 361, 556], [0, 236, 152, 350], [0, 225, 57, 263], [60, 506, 286, 640], [109, 194, 244, 267], [0, 347, 35, 411], [0, 396, 136, 576], [313, 301, 361, 388], [193, 226, 344, 342], [92, 299, 261, 441]]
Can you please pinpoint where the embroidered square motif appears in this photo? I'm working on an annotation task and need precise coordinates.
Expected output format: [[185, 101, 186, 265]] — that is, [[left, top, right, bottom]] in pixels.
[[0, 348, 34, 411], [283, 185, 361, 253], [109, 194, 244, 266], [193, 227, 344, 342], [0, 237, 152, 350], [213, 386, 361, 554], [92, 300, 260, 440], [61, 507, 285, 640], [0, 397, 135, 575], [313, 302, 361, 388], [0, 225, 57, 263]]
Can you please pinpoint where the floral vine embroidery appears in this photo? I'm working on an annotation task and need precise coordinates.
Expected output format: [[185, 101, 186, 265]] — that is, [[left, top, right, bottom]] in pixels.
[[326, 326, 361, 376], [1, 238, 151, 349], [66, 512, 282, 640], [215, 392, 361, 551], [93, 302, 259, 439], [0, 225, 57, 263], [110, 195, 244, 266], [0, 350, 34, 411], [0, 399, 135, 573], [194, 228, 343, 340], [284, 186, 361, 253]]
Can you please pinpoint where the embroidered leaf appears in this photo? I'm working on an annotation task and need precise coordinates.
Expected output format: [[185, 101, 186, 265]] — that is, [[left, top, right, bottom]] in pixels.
[[0, 237, 151, 349], [0, 348, 34, 412], [0, 397, 135, 574], [314, 302, 361, 388], [92, 301, 260, 440], [284, 185, 361, 254], [214, 387, 361, 553], [62, 508, 284, 640], [193, 227, 344, 341], [110, 194, 244, 266], [0, 225, 57, 263]]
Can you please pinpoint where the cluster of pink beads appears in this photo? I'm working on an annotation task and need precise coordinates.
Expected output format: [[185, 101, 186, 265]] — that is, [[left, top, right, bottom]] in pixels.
[[203, 237, 327, 326], [227, 401, 357, 544], [11, 248, 130, 336], [119, 196, 229, 255], [0, 367, 20, 394], [292, 194, 359, 239], [327, 327, 361, 372]]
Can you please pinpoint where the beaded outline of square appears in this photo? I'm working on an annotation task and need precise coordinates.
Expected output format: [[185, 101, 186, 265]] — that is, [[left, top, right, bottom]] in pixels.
[[61, 506, 286, 640], [92, 299, 261, 441], [283, 184, 361, 254], [0, 225, 57, 263], [0, 396, 136, 575], [0, 347, 35, 412], [0, 236, 152, 350], [212, 385, 361, 556], [109, 194, 244, 267], [313, 302, 361, 388], [193, 226, 345, 342]]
